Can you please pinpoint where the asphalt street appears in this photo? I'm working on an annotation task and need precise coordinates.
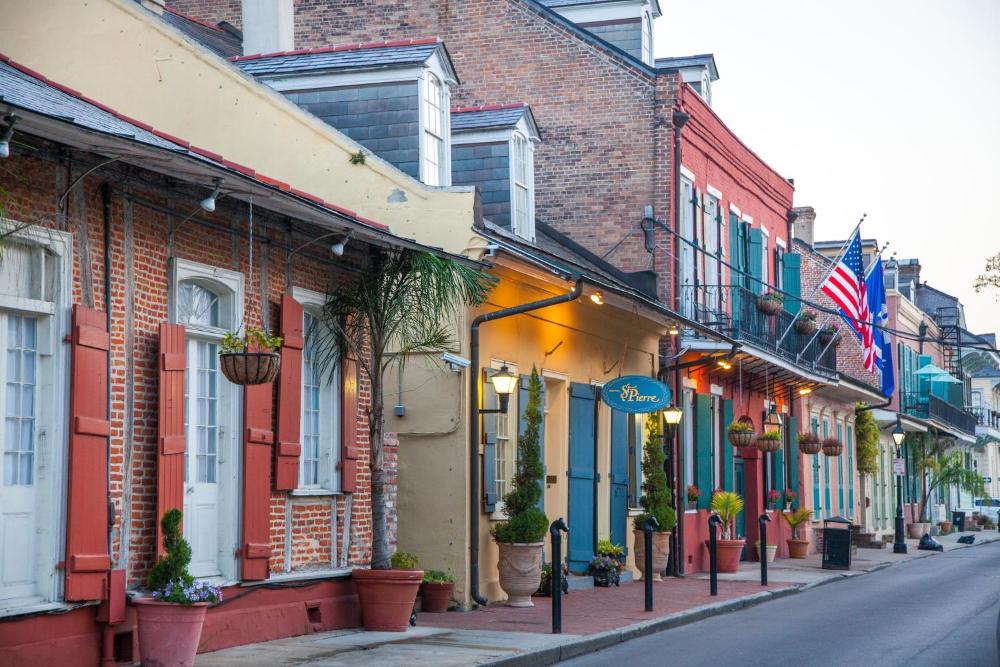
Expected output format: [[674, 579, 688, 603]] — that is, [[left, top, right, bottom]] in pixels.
[[563, 541, 1000, 667]]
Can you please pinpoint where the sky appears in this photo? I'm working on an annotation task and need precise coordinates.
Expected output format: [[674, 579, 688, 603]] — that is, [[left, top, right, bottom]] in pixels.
[[656, 0, 1000, 336]]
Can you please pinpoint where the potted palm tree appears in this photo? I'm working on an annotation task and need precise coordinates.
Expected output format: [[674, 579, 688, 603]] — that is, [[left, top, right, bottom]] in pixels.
[[134, 510, 222, 666], [314, 247, 494, 630], [492, 367, 548, 606], [633, 413, 676, 582], [910, 447, 987, 539], [709, 491, 745, 573], [782, 507, 813, 558]]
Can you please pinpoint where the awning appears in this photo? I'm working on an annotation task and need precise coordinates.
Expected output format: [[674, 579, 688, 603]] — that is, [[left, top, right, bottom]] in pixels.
[[915, 364, 962, 384]]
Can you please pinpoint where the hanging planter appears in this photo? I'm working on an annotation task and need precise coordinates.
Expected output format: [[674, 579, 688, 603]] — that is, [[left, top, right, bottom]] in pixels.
[[797, 432, 822, 455], [219, 327, 282, 385], [755, 431, 783, 453], [756, 291, 784, 316], [793, 310, 817, 336], [818, 324, 841, 348], [727, 420, 755, 448], [822, 437, 843, 457]]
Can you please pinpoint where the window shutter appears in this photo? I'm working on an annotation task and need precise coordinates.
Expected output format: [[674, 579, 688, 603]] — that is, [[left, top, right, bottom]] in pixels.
[[482, 374, 499, 513], [783, 253, 802, 314], [773, 419, 786, 497], [274, 295, 303, 491], [695, 393, 713, 509], [241, 382, 274, 581], [340, 355, 361, 493], [518, 375, 545, 511], [748, 228, 764, 295], [65, 305, 111, 601], [722, 398, 734, 491], [787, 414, 799, 508], [847, 424, 855, 515], [729, 213, 741, 324], [157, 323, 186, 556]]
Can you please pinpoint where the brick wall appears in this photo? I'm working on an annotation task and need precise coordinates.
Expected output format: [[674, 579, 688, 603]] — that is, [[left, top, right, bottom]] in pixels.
[[1, 137, 390, 588]]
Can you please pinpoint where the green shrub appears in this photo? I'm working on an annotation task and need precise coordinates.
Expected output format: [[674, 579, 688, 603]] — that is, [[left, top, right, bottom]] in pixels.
[[492, 506, 548, 543], [146, 509, 222, 604], [597, 539, 625, 559], [633, 413, 676, 532], [422, 570, 453, 584], [854, 405, 880, 476], [391, 551, 419, 570]]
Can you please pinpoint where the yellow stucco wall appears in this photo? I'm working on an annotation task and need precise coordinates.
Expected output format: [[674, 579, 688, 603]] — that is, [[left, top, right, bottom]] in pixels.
[[0, 0, 478, 254]]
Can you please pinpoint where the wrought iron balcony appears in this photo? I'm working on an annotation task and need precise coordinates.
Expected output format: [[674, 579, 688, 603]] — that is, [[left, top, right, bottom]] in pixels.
[[969, 406, 1000, 430], [902, 391, 977, 435], [679, 284, 837, 374]]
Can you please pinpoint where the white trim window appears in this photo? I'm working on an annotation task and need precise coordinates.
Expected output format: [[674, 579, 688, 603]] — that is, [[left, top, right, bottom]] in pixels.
[[642, 12, 654, 65], [489, 360, 518, 512], [703, 192, 720, 312], [422, 72, 448, 186], [294, 287, 341, 494], [511, 132, 535, 242]]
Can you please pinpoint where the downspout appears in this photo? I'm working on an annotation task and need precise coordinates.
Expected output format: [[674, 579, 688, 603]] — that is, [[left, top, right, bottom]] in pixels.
[[672, 108, 690, 576], [469, 278, 583, 606]]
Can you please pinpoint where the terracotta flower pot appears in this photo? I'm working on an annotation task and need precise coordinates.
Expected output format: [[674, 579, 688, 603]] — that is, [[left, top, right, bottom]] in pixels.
[[420, 581, 454, 614], [135, 599, 209, 667], [497, 542, 544, 607], [219, 352, 280, 385], [786, 538, 810, 559], [714, 539, 745, 573], [353, 568, 424, 631], [757, 544, 777, 563], [633, 529, 670, 581], [907, 522, 930, 539]]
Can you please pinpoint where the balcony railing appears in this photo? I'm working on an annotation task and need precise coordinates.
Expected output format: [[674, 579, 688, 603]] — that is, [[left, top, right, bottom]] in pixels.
[[902, 391, 977, 435], [969, 406, 1000, 430], [679, 284, 836, 373]]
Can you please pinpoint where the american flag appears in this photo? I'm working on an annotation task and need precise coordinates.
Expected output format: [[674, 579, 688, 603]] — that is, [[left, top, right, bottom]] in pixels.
[[821, 231, 876, 370]]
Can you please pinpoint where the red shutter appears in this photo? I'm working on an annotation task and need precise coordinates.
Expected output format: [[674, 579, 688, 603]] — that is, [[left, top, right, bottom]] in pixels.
[[340, 355, 361, 493], [241, 382, 274, 580], [157, 323, 186, 555], [65, 305, 111, 601], [274, 296, 303, 490]]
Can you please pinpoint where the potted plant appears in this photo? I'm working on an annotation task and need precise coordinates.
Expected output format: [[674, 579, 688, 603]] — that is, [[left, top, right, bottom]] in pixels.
[[937, 520, 952, 535], [754, 540, 778, 563], [784, 489, 797, 511], [420, 570, 454, 614], [219, 326, 282, 385], [756, 430, 782, 453], [687, 484, 702, 509], [822, 437, 843, 457], [727, 419, 755, 448], [909, 445, 987, 540], [536, 561, 569, 597], [793, 310, 817, 335], [797, 431, 822, 455], [313, 247, 493, 630], [756, 290, 784, 316], [782, 507, 813, 558], [818, 323, 840, 347], [135, 509, 222, 667], [708, 491, 745, 573], [633, 413, 676, 582], [597, 539, 626, 571], [492, 367, 548, 607], [767, 489, 781, 510], [587, 554, 623, 587]]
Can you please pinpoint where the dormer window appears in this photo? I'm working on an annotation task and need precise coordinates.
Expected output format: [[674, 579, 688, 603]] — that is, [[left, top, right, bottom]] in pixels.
[[422, 72, 448, 186], [642, 13, 654, 65], [541, 0, 662, 64]]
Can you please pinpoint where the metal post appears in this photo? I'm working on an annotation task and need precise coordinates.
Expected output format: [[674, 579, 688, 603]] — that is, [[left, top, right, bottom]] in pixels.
[[758, 513, 771, 586], [893, 449, 907, 554], [708, 514, 722, 596], [644, 516, 660, 612], [549, 518, 569, 633]]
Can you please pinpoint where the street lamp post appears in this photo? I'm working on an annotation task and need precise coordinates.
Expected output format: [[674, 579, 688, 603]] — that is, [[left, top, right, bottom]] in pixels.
[[892, 420, 907, 554], [662, 404, 683, 577]]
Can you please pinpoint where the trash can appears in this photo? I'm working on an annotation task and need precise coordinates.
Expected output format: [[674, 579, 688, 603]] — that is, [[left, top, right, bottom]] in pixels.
[[821, 516, 853, 570], [952, 511, 966, 533]]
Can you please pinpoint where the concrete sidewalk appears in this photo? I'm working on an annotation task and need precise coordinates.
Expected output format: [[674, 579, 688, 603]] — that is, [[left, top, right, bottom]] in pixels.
[[196, 530, 999, 666]]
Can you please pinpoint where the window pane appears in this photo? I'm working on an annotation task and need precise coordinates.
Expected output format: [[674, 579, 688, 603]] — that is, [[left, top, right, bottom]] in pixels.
[[4, 316, 36, 486], [178, 282, 221, 327]]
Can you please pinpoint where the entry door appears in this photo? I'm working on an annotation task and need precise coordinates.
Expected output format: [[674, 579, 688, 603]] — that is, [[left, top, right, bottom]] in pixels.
[[184, 337, 225, 578], [0, 315, 38, 601], [609, 409, 629, 552], [567, 383, 596, 572]]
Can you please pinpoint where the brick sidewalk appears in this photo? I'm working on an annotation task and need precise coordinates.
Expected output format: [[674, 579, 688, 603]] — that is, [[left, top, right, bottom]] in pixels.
[[418, 577, 790, 635]]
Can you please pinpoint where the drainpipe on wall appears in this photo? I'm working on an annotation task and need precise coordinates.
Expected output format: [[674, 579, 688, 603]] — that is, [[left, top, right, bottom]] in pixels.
[[469, 279, 583, 606], [671, 108, 690, 577]]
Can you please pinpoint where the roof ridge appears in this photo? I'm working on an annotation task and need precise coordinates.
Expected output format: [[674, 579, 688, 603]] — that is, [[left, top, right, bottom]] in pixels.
[[230, 37, 441, 63], [450, 103, 526, 114], [163, 5, 225, 33]]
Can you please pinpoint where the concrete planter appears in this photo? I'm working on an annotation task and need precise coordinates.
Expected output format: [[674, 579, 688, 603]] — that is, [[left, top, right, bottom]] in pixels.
[[907, 522, 930, 539], [756, 544, 778, 563], [497, 542, 544, 607], [633, 529, 670, 582]]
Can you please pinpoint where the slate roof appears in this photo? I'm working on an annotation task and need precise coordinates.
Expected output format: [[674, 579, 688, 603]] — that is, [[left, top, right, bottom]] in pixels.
[[161, 7, 242, 58], [451, 104, 540, 139], [538, 0, 661, 16], [231, 39, 454, 80]]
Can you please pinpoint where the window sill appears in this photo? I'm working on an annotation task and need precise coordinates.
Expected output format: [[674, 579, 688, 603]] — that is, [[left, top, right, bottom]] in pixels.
[[246, 568, 353, 586], [0, 599, 97, 620], [289, 488, 341, 498]]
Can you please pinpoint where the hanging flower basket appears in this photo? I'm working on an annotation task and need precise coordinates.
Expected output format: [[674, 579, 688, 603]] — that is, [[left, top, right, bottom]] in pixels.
[[220, 352, 281, 385], [756, 292, 784, 316], [755, 433, 783, 453], [797, 432, 822, 455], [818, 326, 841, 348], [727, 421, 755, 448], [793, 311, 817, 336], [822, 437, 843, 457]]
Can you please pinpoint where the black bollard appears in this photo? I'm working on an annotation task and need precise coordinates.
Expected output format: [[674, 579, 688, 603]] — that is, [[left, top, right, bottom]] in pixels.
[[644, 515, 660, 612], [549, 518, 568, 634], [708, 514, 722, 596], [758, 513, 771, 586]]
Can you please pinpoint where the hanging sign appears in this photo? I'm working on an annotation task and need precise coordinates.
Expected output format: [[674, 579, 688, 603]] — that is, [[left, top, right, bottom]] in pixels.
[[892, 458, 906, 476], [601, 375, 671, 413]]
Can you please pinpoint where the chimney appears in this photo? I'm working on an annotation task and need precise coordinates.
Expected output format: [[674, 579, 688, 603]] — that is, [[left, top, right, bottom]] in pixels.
[[242, 0, 294, 55], [790, 206, 816, 247]]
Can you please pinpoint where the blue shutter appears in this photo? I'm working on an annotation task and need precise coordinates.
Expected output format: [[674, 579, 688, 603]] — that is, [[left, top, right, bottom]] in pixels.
[[729, 213, 741, 324], [695, 394, 713, 508], [482, 374, 499, 513], [787, 414, 799, 508], [837, 423, 845, 514], [610, 409, 629, 550], [812, 417, 821, 513], [748, 228, 764, 295], [773, 417, 786, 497], [783, 253, 802, 314], [519, 375, 546, 511], [823, 420, 831, 518], [567, 383, 597, 572], [722, 398, 735, 491], [847, 424, 855, 518]]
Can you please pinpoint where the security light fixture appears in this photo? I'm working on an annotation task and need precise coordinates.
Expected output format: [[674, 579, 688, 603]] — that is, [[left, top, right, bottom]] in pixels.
[[330, 233, 351, 257], [199, 178, 223, 213], [590, 290, 604, 305], [0, 115, 18, 159], [716, 359, 732, 370]]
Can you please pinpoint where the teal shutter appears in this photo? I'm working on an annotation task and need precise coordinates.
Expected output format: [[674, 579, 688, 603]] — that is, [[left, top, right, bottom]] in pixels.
[[773, 417, 786, 497], [836, 423, 845, 514], [728, 213, 741, 325], [748, 228, 764, 295], [823, 420, 831, 518], [811, 417, 821, 513], [847, 424, 855, 518], [482, 374, 499, 513], [787, 414, 799, 508], [783, 253, 802, 314], [695, 394, 713, 508], [722, 398, 735, 491], [519, 375, 546, 511]]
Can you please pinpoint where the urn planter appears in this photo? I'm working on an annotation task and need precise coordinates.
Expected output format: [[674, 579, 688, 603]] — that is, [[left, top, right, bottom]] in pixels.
[[219, 352, 280, 385], [757, 544, 778, 563], [135, 599, 209, 667], [353, 568, 424, 631], [786, 538, 810, 559], [633, 529, 670, 582], [497, 542, 544, 607]]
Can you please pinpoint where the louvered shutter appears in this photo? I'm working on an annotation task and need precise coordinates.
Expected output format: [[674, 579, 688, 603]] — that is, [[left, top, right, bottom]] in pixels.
[[773, 417, 786, 497], [482, 373, 499, 513], [241, 382, 273, 581], [274, 296, 303, 490], [695, 393, 713, 509], [722, 398, 735, 491], [748, 228, 764, 295], [157, 323, 186, 555], [783, 253, 802, 314], [787, 414, 799, 508], [729, 212, 741, 326], [65, 305, 111, 600], [340, 355, 361, 493]]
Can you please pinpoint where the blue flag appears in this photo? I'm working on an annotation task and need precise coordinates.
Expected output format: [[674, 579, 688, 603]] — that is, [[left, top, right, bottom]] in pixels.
[[866, 259, 895, 398]]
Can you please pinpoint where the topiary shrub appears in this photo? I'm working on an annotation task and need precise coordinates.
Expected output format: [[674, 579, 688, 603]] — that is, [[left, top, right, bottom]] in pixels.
[[147, 509, 221, 604], [633, 412, 676, 533], [492, 366, 548, 544]]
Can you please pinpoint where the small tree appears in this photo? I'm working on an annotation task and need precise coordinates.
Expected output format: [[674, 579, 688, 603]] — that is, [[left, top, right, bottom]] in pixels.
[[315, 248, 495, 568], [974, 252, 1000, 296], [633, 413, 676, 533], [492, 366, 548, 543], [854, 406, 880, 477], [917, 449, 987, 522]]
